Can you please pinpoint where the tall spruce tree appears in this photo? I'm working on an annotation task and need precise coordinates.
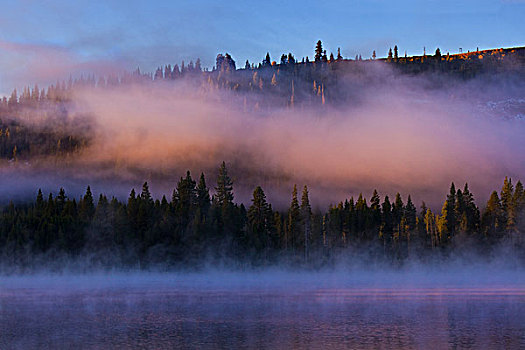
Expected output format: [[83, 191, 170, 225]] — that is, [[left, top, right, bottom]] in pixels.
[[287, 185, 300, 253], [482, 191, 504, 237], [440, 183, 457, 241], [315, 40, 323, 62], [247, 186, 272, 255], [300, 185, 312, 262], [79, 186, 95, 221], [368, 190, 382, 236], [197, 173, 211, 215], [500, 177, 514, 230]]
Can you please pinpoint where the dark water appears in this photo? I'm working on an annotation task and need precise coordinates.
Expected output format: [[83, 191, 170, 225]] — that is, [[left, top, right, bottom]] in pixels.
[[1, 272, 525, 349]]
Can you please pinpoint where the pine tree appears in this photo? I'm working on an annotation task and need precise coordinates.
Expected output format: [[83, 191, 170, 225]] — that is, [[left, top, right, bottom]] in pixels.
[[56, 188, 67, 214], [174, 171, 197, 231], [300, 185, 312, 262], [215, 162, 234, 208], [195, 58, 202, 71], [482, 191, 503, 237], [355, 194, 368, 236], [381, 196, 393, 251], [141, 182, 153, 203], [368, 190, 381, 235], [500, 177, 514, 230], [512, 181, 525, 230], [287, 53, 295, 64], [264, 52, 271, 67], [247, 186, 271, 254], [424, 208, 438, 248], [462, 183, 480, 234], [287, 184, 300, 253], [404, 195, 417, 231], [280, 54, 287, 65], [440, 183, 457, 241], [214, 162, 235, 236], [79, 186, 95, 221], [315, 40, 323, 62], [197, 173, 211, 215], [337, 47, 343, 61], [392, 193, 404, 233]]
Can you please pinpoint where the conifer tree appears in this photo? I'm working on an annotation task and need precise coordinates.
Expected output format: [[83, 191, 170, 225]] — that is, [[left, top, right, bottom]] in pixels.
[[287, 185, 300, 253], [197, 173, 211, 215], [79, 186, 95, 221], [500, 177, 514, 229], [369, 190, 381, 234], [404, 195, 417, 231], [512, 181, 525, 230], [462, 183, 480, 233], [440, 183, 457, 241], [424, 208, 438, 248], [482, 191, 504, 237], [247, 186, 271, 254], [214, 162, 235, 236], [215, 162, 234, 208], [315, 40, 323, 62], [174, 171, 197, 231], [300, 185, 312, 262], [381, 196, 393, 250], [287, 53, 295, 64], [141, 182, 153, 203], [392, 193, 404, 235], [263, 52, 271, 67], [355, 194, 368, 235], [36, 189, 45, 211]]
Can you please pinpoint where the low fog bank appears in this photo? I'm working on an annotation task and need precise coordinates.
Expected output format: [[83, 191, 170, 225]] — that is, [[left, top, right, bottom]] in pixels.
[[1, 236, 524, 278], [71, 74, 525, 208], [2, 263, 524, 294], [1, 64, 524, 209]]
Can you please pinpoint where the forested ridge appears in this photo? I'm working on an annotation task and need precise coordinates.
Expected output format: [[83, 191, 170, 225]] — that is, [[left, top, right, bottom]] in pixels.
[[0, 42, 523, 161], [1, 162, 524, 271], [0, 42, 524, 271]]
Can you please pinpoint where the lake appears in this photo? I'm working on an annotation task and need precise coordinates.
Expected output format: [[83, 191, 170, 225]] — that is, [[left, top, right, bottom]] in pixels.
[[1, 271, 524, 349]]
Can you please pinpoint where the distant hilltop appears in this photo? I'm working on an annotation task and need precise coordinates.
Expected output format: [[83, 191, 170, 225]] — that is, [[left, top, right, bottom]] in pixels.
[[0, 41, 523, 164], [1, 41, 524, 113], [389, 46, 525, 63]]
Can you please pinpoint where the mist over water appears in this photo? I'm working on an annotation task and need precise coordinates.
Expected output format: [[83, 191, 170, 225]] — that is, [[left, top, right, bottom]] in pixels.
[[2, 269, 524, 349]]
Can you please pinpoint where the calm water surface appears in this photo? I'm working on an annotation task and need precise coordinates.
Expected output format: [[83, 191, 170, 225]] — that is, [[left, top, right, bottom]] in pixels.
[[1, 272, 524, 349]]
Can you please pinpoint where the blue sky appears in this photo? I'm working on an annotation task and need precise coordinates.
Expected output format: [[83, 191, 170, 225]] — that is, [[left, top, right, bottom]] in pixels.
[[0, 0, 523, 94]]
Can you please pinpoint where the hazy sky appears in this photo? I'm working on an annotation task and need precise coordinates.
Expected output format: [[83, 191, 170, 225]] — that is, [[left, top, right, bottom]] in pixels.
[[0, 0, 523, 94]]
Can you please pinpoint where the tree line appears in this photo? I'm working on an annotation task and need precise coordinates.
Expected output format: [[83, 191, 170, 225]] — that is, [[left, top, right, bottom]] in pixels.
[[1, 162, 524, 271]]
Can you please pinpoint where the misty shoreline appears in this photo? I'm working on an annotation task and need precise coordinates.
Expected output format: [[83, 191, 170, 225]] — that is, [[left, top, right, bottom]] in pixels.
[[2, 266, 524, 292]]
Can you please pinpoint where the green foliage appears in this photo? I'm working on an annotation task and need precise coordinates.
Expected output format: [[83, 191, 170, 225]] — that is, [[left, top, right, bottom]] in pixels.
[[0, 172, 522, 269]]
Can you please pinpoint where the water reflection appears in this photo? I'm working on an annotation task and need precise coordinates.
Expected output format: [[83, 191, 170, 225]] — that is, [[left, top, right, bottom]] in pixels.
[[1, 280, 524, 349]]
